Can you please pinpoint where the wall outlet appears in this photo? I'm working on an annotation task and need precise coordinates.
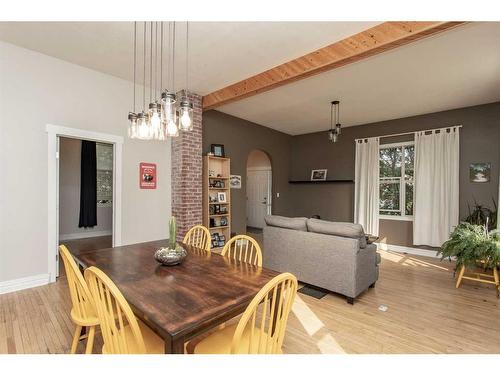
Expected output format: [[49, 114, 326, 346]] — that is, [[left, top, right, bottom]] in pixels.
[[276, 192, 280, 198]]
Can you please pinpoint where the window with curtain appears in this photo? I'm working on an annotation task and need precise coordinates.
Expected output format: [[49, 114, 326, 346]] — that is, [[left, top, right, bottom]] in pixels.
[[379, 142, 414, 220], [96, 143, 113, 207]]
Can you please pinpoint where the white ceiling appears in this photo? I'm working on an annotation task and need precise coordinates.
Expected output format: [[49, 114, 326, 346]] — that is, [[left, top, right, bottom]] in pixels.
[[1, 22, 499, 135], [0, 21, 379, 95], [219, 22, 500, 135]]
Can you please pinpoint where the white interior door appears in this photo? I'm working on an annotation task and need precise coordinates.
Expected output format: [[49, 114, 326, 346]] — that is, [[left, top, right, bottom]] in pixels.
[[247, 169, 272, 228]]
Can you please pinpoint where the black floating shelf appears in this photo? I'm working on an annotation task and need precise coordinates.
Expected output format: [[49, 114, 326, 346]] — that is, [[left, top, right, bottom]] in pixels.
[[288, 180, 354, 184]]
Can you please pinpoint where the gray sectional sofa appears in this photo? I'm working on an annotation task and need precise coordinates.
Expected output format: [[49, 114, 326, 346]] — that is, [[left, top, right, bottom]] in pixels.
[[263, 215, 380, 304]]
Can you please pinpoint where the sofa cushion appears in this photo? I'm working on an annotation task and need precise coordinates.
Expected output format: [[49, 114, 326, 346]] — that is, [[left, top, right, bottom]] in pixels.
[[264, 215, 308, 231], [307, 219, 367, 248]]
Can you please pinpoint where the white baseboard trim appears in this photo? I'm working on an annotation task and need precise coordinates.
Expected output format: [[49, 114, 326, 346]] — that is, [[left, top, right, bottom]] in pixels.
[[376, 242, 441, 258], [0, 273, 50, 295], [59, 230, 112, 241]]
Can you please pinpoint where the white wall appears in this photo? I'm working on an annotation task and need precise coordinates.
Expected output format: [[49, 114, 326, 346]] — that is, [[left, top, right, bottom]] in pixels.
[[0, 41, 172, 283], [59, 137, 112, 239]]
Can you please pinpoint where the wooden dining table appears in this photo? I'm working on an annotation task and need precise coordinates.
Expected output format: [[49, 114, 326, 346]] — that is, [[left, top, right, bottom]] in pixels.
[[70, 239, 279, 354]]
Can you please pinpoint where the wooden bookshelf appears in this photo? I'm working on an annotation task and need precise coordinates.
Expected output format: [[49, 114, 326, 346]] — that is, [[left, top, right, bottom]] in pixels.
[[203, 156, 231, 251]]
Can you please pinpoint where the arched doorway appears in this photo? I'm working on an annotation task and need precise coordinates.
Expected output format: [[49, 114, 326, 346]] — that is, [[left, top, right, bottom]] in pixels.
[[246, 149, 272, 230]]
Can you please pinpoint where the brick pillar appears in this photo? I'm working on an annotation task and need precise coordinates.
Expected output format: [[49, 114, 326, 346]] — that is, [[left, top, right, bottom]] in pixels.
[[171, 91, 203, 240]]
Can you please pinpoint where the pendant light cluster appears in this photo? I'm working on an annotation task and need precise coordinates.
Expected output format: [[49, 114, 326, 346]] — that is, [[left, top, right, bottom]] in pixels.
[[128, 21, 193, 140], [328, 100, 342, 143]]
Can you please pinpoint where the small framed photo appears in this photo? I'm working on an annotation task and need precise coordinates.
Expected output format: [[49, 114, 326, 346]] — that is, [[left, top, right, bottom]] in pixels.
[[311, 169, 328, 181], [218, 240, 225, 247], [230, 175, 242, 189], [470, 163, 491, 183], [217, 192, 227, 203], [210, 144, 225, 158], [211, 240, 219, 248]]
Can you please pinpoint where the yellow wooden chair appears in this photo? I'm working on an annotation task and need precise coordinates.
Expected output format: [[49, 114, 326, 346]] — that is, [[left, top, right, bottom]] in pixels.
[[221, 234, 263, 267], [84, 266, 164, 354], [192, 272, 298, 354], [183, 225, 211, 251], [58, 245, 99, 354]]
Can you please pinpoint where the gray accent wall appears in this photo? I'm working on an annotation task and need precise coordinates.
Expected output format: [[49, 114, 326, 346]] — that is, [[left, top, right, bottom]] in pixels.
[[203, 111, 294, 234], [203, 102, 500, 248], [290, 102, 500, 247]]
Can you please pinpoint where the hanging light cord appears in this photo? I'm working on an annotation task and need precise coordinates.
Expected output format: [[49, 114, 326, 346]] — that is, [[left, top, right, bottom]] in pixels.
[[160, 22, 163, 91], [330, 102, 334, 131], [185, 21, 189, 98], [133, 22, 136, 113], [172, 22, 176, 93], [149, 22, 153, 104], [143, 22, 146, 111]]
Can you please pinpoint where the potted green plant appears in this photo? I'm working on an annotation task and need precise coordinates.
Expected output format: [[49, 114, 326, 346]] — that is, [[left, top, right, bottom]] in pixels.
[[439, 222, 500, 272], [154, 216, 187, 266]]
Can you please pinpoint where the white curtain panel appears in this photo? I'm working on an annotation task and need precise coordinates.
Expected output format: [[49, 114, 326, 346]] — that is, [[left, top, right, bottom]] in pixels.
[[413, 127, 460, 246], [354, 137, 380, 236]]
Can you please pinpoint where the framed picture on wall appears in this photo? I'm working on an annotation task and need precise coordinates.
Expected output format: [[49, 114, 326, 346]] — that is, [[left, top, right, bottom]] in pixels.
[[470, 163, 491, 183], [230, 175, 242, 189], [210, 144, 225, 157], [311, 169, 328, 181]]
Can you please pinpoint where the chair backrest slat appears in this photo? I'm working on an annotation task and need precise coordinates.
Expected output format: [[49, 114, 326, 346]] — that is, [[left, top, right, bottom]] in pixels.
[[84, 266, 147, 354], [221, 235, 263, 267], [58, 245, 96, 321], [183, 225, 211, 251], [231, 272, 298, 354]]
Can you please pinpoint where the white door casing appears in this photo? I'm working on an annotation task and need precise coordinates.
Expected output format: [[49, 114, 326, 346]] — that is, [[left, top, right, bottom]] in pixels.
[[46, 124, 123, 283]]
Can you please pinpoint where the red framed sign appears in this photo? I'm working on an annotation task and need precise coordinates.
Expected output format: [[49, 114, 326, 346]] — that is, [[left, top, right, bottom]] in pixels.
[[139, 162, 157, 189]]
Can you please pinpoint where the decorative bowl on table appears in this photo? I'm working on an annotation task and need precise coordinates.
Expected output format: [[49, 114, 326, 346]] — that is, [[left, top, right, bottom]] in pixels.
[[154, 245, 187, 266]]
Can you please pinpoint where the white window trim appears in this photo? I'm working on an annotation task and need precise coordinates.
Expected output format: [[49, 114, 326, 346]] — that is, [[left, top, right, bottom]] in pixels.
[[379, 141, 415, 221]]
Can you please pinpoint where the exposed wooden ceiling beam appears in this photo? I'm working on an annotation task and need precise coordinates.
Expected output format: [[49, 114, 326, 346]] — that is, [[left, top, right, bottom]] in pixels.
[[202, 21, 467, 111]]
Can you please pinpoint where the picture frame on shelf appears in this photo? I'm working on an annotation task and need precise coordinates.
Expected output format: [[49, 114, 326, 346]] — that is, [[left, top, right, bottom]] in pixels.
[[210, 144, 225, 158], [217, 192, 227, 203], [311, 169, 328, 181], [214, 204, 221, 214]]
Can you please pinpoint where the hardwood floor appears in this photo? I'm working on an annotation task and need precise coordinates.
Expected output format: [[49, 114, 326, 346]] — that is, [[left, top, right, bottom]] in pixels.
[[1, 249, 499, 354]]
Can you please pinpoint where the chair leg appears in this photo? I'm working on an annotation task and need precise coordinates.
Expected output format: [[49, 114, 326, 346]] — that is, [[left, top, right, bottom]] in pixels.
[[346, 297, 354, 305], [85, 326, 96, 354], [71, 325, 82, 354], [493, 267, 500, 298], [455, 265, 465, 289], [369, 282, 376, 288]]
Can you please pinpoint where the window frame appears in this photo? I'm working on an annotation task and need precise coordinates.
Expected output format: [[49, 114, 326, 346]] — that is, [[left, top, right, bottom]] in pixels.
[[379, 141, 415, 221]]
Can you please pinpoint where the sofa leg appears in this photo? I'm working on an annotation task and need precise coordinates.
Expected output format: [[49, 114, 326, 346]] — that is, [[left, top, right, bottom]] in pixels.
[[346, 297, 354, 305], [369, 282, 376, 288]]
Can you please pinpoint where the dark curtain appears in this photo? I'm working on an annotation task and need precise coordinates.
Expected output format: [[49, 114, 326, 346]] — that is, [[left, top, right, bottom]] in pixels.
[[79, 140, 97, 228]]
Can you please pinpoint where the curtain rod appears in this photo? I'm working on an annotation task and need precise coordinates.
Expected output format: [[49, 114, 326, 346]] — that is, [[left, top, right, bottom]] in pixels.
[[354, 125, 462, 143]]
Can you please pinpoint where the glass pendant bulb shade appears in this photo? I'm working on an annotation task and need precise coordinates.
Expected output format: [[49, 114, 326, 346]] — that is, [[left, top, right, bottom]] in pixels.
[[128, 112, 138, 139], [328, 129, 335, 142], [179, 100, 194, 131], [166, 118, 179, 137], [149, 102, 161, 138], [137, 112, 151, 140], [161, 91, 177, 125]]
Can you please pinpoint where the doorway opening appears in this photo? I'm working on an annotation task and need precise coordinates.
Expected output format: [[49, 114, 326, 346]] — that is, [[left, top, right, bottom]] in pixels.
[[58, 137, 114, 276], [47, 124, 123, 283], [246, 149, 272, 232]]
